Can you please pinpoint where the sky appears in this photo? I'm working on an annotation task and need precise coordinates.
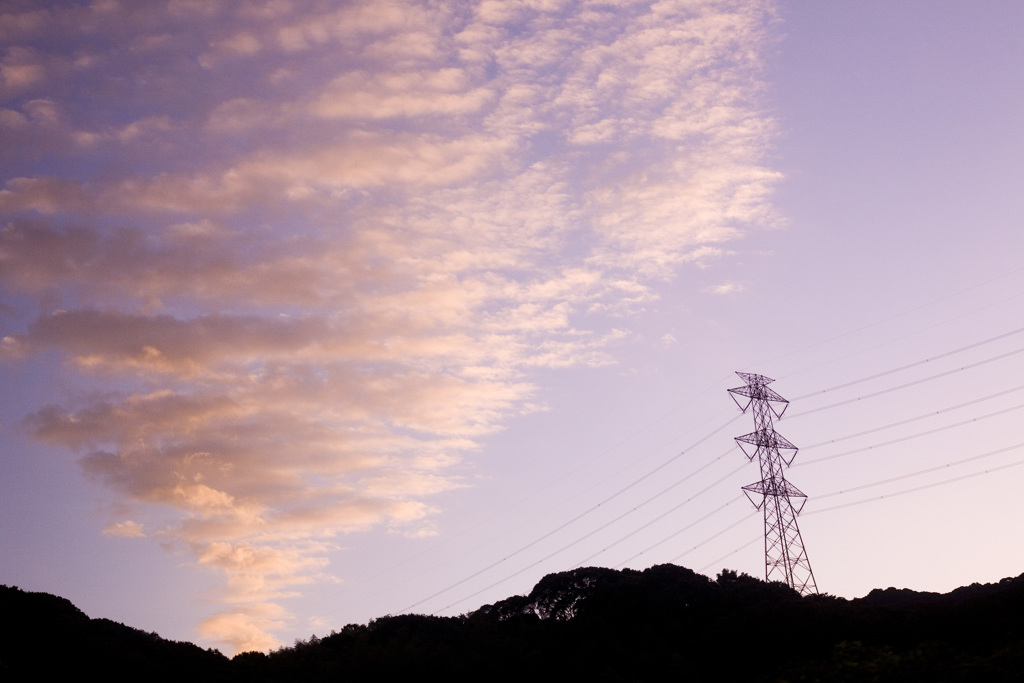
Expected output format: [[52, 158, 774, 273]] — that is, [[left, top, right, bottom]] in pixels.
[[2, 0, 1024, 655]]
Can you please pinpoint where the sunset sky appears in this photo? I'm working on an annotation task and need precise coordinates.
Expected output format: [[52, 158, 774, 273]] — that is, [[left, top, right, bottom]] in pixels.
[[2, 0, 1024, 654]]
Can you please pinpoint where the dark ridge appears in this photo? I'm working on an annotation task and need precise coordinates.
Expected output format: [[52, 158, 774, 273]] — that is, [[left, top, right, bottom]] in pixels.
[[0, 584, 230, 682], [4, 566, 1024, 681]]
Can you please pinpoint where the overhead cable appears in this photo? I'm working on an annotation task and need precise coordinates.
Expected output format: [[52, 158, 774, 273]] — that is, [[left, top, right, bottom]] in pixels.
[[795, 401, 1024, 468], [748, 264, 1024, 371], [804, 456, 1024, 517], [791, 324, 1024, 401], [799, 385, 1024, 452], [786, 345, 1024, 419], [574, 459, 747, 568], [700, 536, 760, 574], [684, 443, 1024, 576], [669, 510, 757, 564], [805, 440, 1024, 509], [613, 496, 746, 569], [398, 415, 741, 614]]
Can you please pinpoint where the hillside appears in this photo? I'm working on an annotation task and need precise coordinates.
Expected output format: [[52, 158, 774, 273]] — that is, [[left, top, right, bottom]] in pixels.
[[0, 584, 229, 681], [4, 565, 1024, 681]]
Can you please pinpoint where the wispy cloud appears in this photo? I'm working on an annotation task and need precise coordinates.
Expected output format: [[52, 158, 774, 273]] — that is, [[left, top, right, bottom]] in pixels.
[[706, 282, 746, 295], [0, 0, 778, 652], [103, 520, 145, 538]]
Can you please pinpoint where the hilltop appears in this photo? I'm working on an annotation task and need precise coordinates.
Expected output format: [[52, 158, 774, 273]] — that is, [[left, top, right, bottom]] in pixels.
[[4, 565, 1024, 681]]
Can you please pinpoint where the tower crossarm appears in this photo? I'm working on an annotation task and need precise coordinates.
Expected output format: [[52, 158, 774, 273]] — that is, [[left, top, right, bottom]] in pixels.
[[742, 479, 806, 498], [735, 430, 798, 455]]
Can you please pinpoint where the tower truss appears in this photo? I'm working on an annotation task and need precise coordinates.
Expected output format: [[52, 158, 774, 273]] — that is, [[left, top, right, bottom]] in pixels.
[[728, 372, 818, 595]]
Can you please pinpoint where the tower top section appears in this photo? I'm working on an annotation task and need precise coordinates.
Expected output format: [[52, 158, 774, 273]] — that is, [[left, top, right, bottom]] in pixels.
[[728, 372, 790, 418], [735, 371, 774, 386]]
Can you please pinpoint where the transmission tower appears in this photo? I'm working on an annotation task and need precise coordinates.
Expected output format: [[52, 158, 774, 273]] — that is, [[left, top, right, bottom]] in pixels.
[[728, 372, 818, 595]]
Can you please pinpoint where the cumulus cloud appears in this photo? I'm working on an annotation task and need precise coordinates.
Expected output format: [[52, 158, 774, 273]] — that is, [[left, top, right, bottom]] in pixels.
[[0, 0, 778, 652], [311, 69, 496, 119], [198, 603, 291, 654]]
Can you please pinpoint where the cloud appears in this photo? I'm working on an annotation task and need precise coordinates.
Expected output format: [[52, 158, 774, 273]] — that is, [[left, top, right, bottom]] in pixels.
[[103, 520, 146, 538], [1, 47, 48, 91], [311, 69, 495, 119], [198, 603, 290, 654], [0, 0, 780, 653], [706, 282, 745, 295]]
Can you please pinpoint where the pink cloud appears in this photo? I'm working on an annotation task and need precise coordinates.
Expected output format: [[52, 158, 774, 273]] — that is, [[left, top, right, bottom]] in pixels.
[[1, 0, 779, 653]]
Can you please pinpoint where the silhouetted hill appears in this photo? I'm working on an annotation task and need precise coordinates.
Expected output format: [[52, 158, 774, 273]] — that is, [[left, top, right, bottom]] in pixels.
[[5, 566, 1024, 681], [0, 584, 230, 681]]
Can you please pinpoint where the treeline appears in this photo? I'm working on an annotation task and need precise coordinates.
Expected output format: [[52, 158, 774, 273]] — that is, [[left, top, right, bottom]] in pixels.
[[0, 584, 229, 681], [4, 565, 1024, 681]]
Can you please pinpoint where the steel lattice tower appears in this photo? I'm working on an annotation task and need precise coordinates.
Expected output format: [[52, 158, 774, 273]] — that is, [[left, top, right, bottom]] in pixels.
[[728, 372, 818, 595]]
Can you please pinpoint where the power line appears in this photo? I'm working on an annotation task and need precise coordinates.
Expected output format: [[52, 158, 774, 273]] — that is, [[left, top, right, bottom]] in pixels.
[[807, 440, 1024, 507], [799, 386, 1024, 452], [565, 328, 1024, 589], [398, 415, 741, 614], [573, 458, 746, 568], [805, 456, 1024, 517], [499, 346, 1022, 592], [613, 364, 1024, 577], [786, 345, 1024, 419], [615, 436, 1024, 578], [794, 405, 1024, 471], [432, 473, 745, 615], [795, 401, 1024, 468], [669, 511, 758, 564], [614, 496, 747, 569], [400, 326, 1024, 616], [748, 264, 1024, 371], [790, 325, 1024, 401], [454, 373, 1024, 594], [677, 442, 1024, 578], [309, 378, 743, 621], [477, 453, 744, 584], [429, 450, 747, 614], [700, 536, 760, 574], [778, 289, 1024, 389]]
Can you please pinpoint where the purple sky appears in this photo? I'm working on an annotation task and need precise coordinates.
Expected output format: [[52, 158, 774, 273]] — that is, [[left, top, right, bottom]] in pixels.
[[2, 0, 1024, 654]]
